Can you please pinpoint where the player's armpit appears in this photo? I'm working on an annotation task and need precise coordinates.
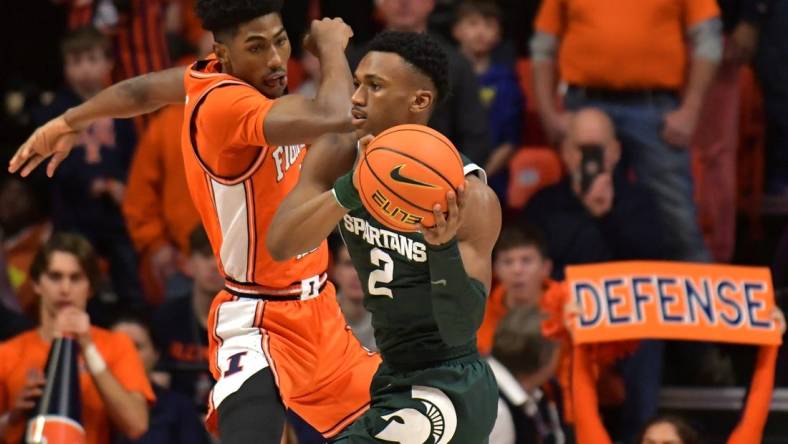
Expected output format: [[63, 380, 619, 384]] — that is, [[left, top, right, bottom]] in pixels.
[[267, 132, 357, 261]]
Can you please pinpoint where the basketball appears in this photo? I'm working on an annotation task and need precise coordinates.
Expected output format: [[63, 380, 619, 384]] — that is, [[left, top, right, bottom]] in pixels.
[[355, 124, 465, 232]]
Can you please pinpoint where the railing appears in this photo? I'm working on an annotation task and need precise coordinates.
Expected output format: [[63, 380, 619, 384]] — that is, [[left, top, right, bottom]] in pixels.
[[660, 387, 788, 411]]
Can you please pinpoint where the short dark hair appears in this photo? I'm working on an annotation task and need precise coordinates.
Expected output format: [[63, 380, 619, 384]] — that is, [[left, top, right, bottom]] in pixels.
[[196, 0, 283, 36], [455, 0, 502, 24], [30, 233, 101, 293], [635, 416, 702, 444], [366, 31, 450, 103], [61, 26, 112, 58], [189, 225, 213, 257], [492, 306, 557, 376], [110, 311, 160, 352], [494, 224, 548, 260]]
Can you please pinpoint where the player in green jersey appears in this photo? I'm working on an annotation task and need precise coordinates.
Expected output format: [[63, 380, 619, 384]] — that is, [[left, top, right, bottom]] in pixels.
[[268, 31, 502, 443]]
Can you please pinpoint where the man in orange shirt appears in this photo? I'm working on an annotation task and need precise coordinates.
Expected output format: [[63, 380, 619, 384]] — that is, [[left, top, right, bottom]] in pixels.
[[9, 2, 380, 443], [477, 224, 559, 355], [531, 0, 722, 263], [0, 233, 155, 444]]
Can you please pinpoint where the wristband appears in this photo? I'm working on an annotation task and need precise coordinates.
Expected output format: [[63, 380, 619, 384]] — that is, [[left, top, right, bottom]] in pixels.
[[426, 237, 459, 252], [332, 171, 362, 210], [83, 343, 107, 375]]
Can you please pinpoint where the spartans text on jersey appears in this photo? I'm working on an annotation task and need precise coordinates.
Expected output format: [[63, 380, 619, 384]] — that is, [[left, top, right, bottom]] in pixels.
[[342, 215, 427, 263]]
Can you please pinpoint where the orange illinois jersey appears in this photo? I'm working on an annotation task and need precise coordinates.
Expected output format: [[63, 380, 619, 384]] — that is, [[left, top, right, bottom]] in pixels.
[[181, 57, 328, 292]]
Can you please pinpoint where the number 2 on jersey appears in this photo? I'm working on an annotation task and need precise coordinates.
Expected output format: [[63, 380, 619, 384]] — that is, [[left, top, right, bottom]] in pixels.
[[368, 248, 394, 298]]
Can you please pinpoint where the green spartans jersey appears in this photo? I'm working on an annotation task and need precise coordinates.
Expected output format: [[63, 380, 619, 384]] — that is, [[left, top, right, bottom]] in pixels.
[[338, 156, 486, 368]]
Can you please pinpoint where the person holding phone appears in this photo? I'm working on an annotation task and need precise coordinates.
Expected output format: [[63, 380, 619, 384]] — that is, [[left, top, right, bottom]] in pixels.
[[522, 108, 667, 279], [521, 107, 669, 441]]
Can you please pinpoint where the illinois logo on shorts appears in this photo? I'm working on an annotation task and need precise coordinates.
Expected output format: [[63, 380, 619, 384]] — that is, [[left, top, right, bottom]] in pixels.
[[374, 386, 457, 444]]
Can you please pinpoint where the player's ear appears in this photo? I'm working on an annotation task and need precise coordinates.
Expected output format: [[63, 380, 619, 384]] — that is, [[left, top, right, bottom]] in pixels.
[[410, 89, 434, 114], [213, 40, 231, 68]]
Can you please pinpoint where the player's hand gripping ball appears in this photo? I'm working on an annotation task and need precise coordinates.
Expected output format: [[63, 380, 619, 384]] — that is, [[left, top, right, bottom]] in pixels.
[[354, 124, 464, 232]]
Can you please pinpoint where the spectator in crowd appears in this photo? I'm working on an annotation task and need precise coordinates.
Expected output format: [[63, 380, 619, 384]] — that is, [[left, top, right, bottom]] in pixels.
[[497, 0, 541, 57], [487, 306, 567, 444], [0, 233, 154, 444], [531, 0, 721, 262], [32, 26, 143, 308], [350, 0, 491, 165], [750, 1, 788, 195], [0, 177, 51, 315], [278, 1, 380, 59], [122, 102, 200, 303], [328, 233, 377, 352], [320, 0, 378, 45], [453, 0, 523, 201], [151, 225, 219, 413], [0, 243, 33, 340], [636, 416, 700, 444], [523, 108, 665, 441], [523, 108, 666, 279], [0, 302, 32, 342], [164, 0, 214, 62], [112, 314, 210, 444], [477, 224, 560, 356], [61, 0, 171, 82], [692, 0, 766, 263]]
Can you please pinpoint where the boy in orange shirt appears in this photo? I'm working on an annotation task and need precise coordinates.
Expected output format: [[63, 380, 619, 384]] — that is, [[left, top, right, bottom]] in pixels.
[[477, 224, 560, 355], [0, 233, 155, 444]]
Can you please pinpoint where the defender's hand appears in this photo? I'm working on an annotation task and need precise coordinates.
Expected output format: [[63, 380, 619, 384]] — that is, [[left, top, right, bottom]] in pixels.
[[421, 182, 466, 246], [304, 17, 353, 55], [9, 116, 79, 178]]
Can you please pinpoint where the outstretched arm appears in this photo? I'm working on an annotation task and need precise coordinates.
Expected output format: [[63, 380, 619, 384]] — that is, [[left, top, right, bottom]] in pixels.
[[64, 67, 186, 129], [267, 132, 358, 261], [423, 177, 502, 346], [9, 67, 186, 176]]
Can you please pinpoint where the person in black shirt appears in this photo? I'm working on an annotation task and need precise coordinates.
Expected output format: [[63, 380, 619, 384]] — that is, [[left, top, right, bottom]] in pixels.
[[152, 225, 222, 413], [112, 315, 210, 444], [522, 108, 666, 280], [522, 109, 667, 441]]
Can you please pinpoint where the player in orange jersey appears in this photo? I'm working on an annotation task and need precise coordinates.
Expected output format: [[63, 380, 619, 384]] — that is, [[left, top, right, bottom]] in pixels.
[[9, 1, 381, 442]]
